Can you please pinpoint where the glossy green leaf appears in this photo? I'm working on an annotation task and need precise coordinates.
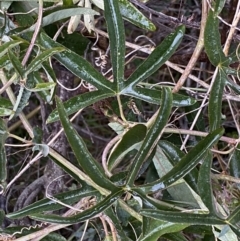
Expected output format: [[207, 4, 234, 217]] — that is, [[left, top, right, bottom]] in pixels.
[[108, 124, 147, 170], [229, 144, 240, 180], [228, 223, 240, 237], [226, 79, 240, 95], [204, 10, 228, 66], [104, 0, 125, 91], [122, 25, 185, 90], [25, 47, 65, 76], [227, 205, 240, 226], [0, 55, 10, 68], [47, 90, 115, 123], [213, 0, 226, 15], [154, 145, 199, 208], [29, 8, 99, 31], [123, 87, 196, 107], [32, 126, 42, 145], [119, 0, 156, 31], [141, 217, 188, 241], [38, 32, 114, 91], [0, 119, 8, 185], [0, 97, 13, 109], [163, 232, 189, 241], [10, 1, 35, 27], [29, 71, 53, 103], [140, 209, 226, 225], [42, 62, 57, 102], [159, 140, 198, 192], [0, 40, 23, 59], [209, 68, 226, 132], [133, 188, 181, 211], [198, 151, 221, 216], [139, 128, 224, 193], [49, 154, 84, 184], [213, 225, 238, 241], [30, 190, 123, 224], [27, 82, 56, 92], [126, 87, 172, 185], [7, 187, 99, 219], [10, 86, 31, 119], [8, 49, 24, 79], [0, 108, 13, 116], [104, 207, 132, 241], [56, 97, 117, 191]]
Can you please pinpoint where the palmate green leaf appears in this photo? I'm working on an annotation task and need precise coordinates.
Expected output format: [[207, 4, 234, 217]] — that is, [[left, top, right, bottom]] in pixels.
[[209, 68, 226, 132], [25, 47, 65, 76], [198, 151, 223, 217], [123, 87, 196, 107], [204, 10, 228, 66], [104, 0, 125, 91], [0, 40, 23, 59], [0, 119, 8, 185], [119, 0, 155, 31], [126, 87, 172, 186], [37, 32, 114, 91], [159, 140, 198, 192], [7, 187, 99, 219], [28, 8, 99, 31], [30, 189, 123, 224], [122, 25, 185, 91], [108, 124, 147, 171], [141, 217, 188, 241], [140, 209, 226, 225], [139, 128, 224, 193], [56, 97, 117, 192], [47, 90, 115, 123], [8, 49, 24, 79]]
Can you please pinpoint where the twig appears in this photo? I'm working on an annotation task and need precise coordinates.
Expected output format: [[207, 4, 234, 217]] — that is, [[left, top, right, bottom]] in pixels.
[[223, 1, 240, 55], [172, 1, 208, 93], [102, 134, 121, 177], [21, 0, 43, 66], [163, 127, 238, 145]]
